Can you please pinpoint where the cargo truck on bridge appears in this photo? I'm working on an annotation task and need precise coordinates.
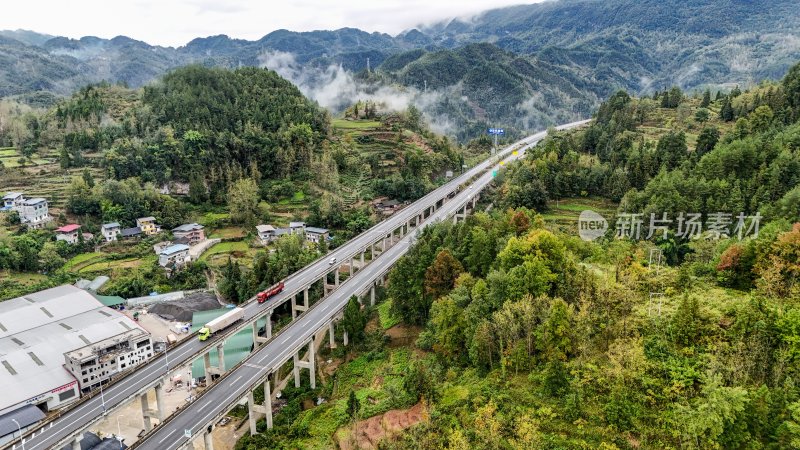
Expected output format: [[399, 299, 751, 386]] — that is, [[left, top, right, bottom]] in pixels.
[[198, 307, 245, 341], [257, 281, 285, 303]]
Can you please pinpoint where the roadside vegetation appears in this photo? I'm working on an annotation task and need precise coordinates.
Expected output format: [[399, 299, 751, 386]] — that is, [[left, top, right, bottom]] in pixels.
[[0, 66, 478, 301], [229, 62, 800, 449]]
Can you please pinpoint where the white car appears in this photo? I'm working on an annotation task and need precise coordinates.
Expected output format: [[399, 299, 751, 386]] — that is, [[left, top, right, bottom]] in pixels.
[[329, 257, 337, 265]]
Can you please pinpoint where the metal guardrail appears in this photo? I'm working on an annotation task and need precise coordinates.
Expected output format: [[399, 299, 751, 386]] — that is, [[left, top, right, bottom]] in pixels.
[[129, 130, 556, 448], [9, 120, 592, 450]]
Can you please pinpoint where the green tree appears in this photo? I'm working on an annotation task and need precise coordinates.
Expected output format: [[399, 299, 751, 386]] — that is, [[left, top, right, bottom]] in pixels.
[[720, 97, 735, 121], [12, 235, 40, 272], [537, 298, 574, 361], [38, 242, 65, 273], [188, 173, 208, 204], [656, 131, 687, 170], [227, 178, 260, 227], [748, 105, 774, 133], [701, 89, 711, 108], [219, 258, 243, 303], [342, 296, 366, 344], [429, 296, 467, 360], [346, 390, 360, 419], [674, 374, 749, 448], [505, 164, 549, 211], [695, 126, 720, 157], [694, 108, 710, 123]]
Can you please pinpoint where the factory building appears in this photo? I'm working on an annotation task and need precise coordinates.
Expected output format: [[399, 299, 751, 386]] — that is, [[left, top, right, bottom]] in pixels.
[[0, 285, 151, 417]]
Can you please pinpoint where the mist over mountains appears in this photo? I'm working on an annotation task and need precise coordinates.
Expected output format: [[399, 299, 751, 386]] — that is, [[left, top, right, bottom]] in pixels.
[[2, 0, 800, 139]]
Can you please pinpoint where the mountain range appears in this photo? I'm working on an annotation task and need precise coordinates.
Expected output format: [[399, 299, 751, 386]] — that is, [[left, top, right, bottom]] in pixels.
[[2, 0, 800, 138]]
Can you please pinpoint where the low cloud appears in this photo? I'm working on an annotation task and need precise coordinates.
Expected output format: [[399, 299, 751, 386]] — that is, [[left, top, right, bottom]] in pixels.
[[259, 49, 457, 134]]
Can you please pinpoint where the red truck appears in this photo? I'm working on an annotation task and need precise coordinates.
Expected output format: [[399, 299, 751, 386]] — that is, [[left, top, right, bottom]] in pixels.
[[257, 281, 285, 303]]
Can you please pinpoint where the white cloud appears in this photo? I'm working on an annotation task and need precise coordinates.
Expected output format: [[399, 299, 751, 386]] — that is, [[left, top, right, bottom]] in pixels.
[[0, 0, 542, 47]]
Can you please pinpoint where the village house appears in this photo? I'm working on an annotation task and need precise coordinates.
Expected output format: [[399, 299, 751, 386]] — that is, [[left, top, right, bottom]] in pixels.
[[374, 199, 401, 216], [256, 224, 276, 245], [172, 223, 205, 245], [19, 198, 51, 228], [120, 227, 142, 239], [305, 227, 330, 244], [289, 221, 306, 235], [2, 192, 24, 210], [101, 222, 121, 242], [136, 217, 161, 236], [55, 224, 81, 244], [158, 244, 190, 269]]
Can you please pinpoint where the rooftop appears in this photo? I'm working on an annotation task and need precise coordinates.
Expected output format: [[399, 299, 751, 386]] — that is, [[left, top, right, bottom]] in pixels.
[[256, 224, 275, 233], [306, 227, 329, 234], [160, 244, 190, 256], [173, 223, 204, 232], [101, 222, 120, 229], [22, 198, 46, 206], [2, 192, 22, 200], [137, 216, 156, 222], [289, 221, 306, 228], [0, 404, 45, 438], [56, 224, 81, 233], [0, 285, 145, 412], [120, 227, 141, 237]]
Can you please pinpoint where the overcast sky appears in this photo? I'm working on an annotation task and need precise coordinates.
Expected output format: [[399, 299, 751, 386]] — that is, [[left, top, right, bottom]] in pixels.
[[1, 0, 541, 47]]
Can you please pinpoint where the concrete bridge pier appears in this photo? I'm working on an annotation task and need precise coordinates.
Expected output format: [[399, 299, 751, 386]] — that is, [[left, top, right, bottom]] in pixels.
[[181, 440, 195, 450], [370, 284, 376, 306], [204, 429, 214, 450], [246, 376, 275, 434], [252, 312, 272, 349], [217, 344, 225, 372], [140, 382, 165, 431], [71, 436, 81, 450], [293, 339, 317, 389], [329, 321, 337, 349]]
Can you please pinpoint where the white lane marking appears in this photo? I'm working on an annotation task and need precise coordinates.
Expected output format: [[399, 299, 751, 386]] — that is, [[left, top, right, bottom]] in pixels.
[[158, 428, 178, 444], [229, 375, 243, 386], [28, 343, 201, 449], [41, 126, 579, 449]]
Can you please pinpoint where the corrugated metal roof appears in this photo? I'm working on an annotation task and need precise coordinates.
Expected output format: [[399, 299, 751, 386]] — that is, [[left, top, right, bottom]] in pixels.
[[305, 227, 329, 234], [0, 285, 146, 412], [56, 224, 81, 233], [0, 404, 45, 437], [160, 244, 190, 256], [86, 276, 110, 292], [93, 295, 125, 307], [173, 223, 203, 232]]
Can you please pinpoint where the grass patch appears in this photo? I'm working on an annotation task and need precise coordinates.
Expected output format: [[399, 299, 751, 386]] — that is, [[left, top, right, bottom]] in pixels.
[[208, 227, 246, 239], [80, 257, 143, 274], [332, 119, 382, 130], [200, 241, 249, 261], [1, 271, 48, 286], [63, 252, 104, 271], [377, 299, 401, 330]]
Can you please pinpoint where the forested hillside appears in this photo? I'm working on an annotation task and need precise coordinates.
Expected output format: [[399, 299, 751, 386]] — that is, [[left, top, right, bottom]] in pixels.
[[2, 0, 799, 142], [374, 43, 597, 140], [231, 62, 800, 449], [0, 65, 468, 300]]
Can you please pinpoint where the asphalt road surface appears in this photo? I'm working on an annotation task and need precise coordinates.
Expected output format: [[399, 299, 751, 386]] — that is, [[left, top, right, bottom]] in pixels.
[[9, 120, 587, 450]]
